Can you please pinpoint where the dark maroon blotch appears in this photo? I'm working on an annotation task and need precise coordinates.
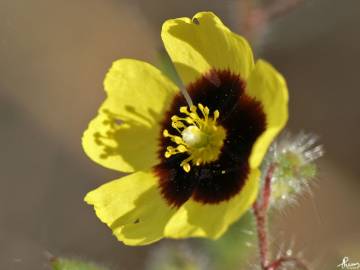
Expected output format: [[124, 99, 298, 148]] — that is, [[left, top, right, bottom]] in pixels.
[[153, 70, 266, 207]]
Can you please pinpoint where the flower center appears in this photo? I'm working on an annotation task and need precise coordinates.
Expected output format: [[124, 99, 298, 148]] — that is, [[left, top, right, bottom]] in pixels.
[[163, 103, 226, 172]]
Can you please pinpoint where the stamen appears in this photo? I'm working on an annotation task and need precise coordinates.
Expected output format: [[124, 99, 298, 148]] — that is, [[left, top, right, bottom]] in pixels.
[[163, 103, 226, 172], [214, 110, 220, 121], [182, 163, 191, 173]]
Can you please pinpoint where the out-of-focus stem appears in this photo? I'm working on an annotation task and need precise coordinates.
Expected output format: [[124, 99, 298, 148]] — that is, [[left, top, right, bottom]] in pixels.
[[236, 0, 306, 45], [238, 0, 255, 39], [266, 0, 306, 20]]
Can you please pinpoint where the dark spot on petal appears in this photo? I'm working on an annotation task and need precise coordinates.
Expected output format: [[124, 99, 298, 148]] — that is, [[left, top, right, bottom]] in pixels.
[[153, 70, 266, 207], [192, 17, 200, 25]]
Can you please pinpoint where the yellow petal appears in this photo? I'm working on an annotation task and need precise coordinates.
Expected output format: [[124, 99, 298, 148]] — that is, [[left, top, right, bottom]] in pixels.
[[103, 59, 178, 126], [82, 59, 178, 172], [82, 113, 161, 173], [85, 171, 176, 246], [246, 60, 289, 169], [164, 169, 260, 239], [161, 11, 254, 85]]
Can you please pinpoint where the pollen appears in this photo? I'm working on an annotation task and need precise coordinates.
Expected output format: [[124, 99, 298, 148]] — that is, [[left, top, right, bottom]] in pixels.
[[163, 103, 226, 172]]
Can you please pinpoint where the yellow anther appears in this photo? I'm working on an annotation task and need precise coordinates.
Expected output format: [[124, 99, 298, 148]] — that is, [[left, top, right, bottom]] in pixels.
[[163, 129, 170, 137], [185, 117, 194, 124], [190, 105, 197, 112], [189, 113, 198, 119], [170, 136, 184, 144], [183, 163, 191, 172], [173, 121, 182, 126], [214, 110, 220, 120], [171, 115, 179, 121], [172, 121, 185, 129], [179, 106, 188, 113], [177, 145, 187, 152], [204, 106, 210, 115]]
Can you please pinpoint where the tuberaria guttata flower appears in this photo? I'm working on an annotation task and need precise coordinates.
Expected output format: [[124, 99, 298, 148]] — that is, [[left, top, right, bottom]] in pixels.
[[83, 11, 288, 245]]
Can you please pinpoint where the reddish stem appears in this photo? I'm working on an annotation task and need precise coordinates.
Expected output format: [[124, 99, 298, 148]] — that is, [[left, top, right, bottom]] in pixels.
[[253, 163, 310, 270], [253, 203, 268, 269], [253, 163, 276, 269], [261, 164, 276, 211]]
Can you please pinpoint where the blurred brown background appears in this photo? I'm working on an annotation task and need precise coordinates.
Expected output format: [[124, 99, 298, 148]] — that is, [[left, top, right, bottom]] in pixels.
[[0, 0, 359, 269]]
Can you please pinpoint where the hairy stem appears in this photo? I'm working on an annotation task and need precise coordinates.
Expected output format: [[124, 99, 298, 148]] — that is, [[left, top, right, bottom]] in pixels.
[[253, 204, 268, 269], [253, 163, 276, 269], [253, 163, 310, 270]]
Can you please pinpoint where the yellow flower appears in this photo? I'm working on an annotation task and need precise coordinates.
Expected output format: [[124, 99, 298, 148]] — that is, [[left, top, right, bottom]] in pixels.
[[83, 12, 288, 246]]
